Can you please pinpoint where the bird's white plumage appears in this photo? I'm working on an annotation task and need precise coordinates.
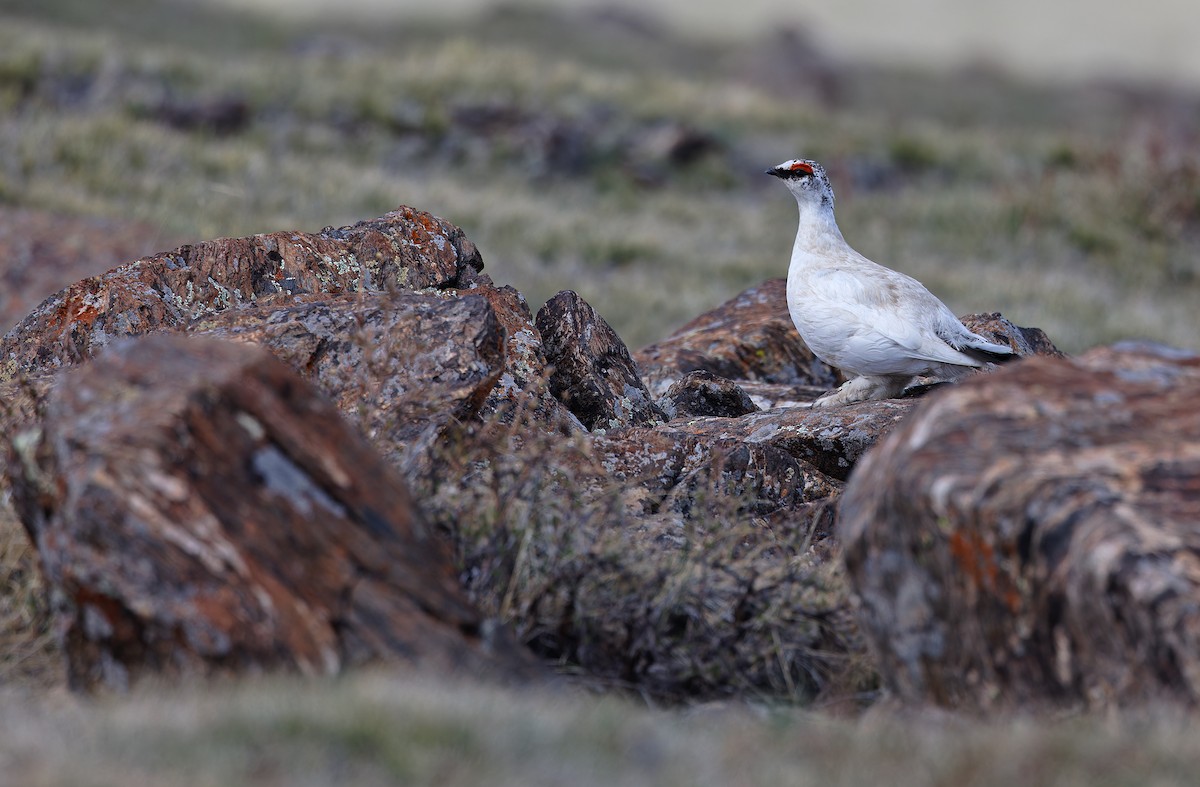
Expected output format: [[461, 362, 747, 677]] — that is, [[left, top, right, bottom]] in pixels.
[[767, 158, 1013, 406]]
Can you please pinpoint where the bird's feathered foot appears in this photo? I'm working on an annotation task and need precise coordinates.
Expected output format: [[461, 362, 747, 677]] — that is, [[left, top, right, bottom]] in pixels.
[[812, 375, 912, 407]]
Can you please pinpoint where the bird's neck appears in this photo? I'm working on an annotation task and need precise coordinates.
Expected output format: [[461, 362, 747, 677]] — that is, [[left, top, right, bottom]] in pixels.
[[790, 199, 846, 259]]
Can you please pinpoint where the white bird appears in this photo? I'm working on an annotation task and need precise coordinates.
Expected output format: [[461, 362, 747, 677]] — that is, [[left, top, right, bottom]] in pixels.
[[767, 158, 1015, 407]]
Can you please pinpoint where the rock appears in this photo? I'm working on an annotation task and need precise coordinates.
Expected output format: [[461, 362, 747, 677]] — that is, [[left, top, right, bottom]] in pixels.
[[634, 279, 839, 398], [958, 312, 1063, 359], [658, 370, 758, 419], [535, 290, 662, 430], [432, 399, 859, 705], [460, 284, 582, 429], [190, 292, 506, 472], [624, 122, 721, 185], [6, 334, 533, 691], [840, 343, 1200, 710], [0, 206, 484, 381], [664, 400, 918, 482], [736, 26, 842, 106], [736, 381, 829, 410], [593, 426, 842, 525]]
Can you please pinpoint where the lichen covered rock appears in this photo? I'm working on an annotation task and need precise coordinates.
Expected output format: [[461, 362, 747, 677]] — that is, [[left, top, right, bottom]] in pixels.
[[841, 343, 1200, 710]]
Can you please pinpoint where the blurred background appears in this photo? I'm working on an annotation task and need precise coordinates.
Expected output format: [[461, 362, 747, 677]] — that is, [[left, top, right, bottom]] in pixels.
[[216, 0, 1200, 86], [2, 0, 1199, 352]]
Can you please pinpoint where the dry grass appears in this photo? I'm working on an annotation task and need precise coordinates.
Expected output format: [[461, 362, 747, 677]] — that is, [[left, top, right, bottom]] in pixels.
[[412, 397, 870, 706], [0, 502, 58, 690]]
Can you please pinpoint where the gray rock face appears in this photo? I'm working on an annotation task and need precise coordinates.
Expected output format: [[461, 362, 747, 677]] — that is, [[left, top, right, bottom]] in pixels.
[[840, 343, 1200, 710]]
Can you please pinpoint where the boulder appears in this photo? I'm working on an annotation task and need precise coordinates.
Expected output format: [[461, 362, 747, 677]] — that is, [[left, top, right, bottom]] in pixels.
[[658, 370, 759, 420], [6, 334, 534, 692], [191, 292, 505, 471], [840, 342, 1200, 710], [736, 381, 830, 410], [535, 290, 662, 430], [429, 405, 859, 705], [634, 278, 839, 397], [0, 206, 484, 381]]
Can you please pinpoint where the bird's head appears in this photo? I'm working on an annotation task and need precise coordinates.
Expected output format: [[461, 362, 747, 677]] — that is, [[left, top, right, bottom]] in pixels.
[[765, 158, 835, 210]]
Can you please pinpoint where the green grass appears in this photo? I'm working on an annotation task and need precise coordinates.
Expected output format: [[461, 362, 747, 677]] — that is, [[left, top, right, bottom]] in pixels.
[[3, 670, 1200, 786]]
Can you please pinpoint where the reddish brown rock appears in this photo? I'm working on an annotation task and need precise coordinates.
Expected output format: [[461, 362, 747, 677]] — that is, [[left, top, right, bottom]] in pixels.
[[191, 292, 505, 470], [6, 334, 533, 692], [634, 279, 839, 397], [840, 343, 1200, 710], [459, 284, 581, 429], [0, 206, 483, 380], [663, 400, 918, 481], [536, 290, 662, 430]]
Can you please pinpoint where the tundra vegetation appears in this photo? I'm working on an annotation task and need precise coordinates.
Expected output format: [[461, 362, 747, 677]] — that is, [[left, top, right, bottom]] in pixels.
[[2, 0, 1199, 783]]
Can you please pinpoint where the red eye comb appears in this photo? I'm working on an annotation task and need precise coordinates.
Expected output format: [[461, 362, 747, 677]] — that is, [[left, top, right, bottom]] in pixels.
[[789, 161, 814, 174]]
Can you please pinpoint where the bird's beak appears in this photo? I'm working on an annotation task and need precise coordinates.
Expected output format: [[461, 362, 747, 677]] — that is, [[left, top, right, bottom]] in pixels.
[[765, 168, 785, 178]]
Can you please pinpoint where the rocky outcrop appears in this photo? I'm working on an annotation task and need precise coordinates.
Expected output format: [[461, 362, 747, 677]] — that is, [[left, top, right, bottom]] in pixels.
[[535, 290, 662, 430], [191, 292, 506, 471], [634, 278, 839, 398], [0, 202, 1073, 707], [634, 279, 1064, 404], [6, 334, 533, 692], [0, 206, 483, 380], [840, 343, 1200, 710]]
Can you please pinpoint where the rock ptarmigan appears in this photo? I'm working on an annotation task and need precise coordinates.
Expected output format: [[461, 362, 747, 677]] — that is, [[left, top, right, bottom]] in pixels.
[[767, 158, 1015, 407]]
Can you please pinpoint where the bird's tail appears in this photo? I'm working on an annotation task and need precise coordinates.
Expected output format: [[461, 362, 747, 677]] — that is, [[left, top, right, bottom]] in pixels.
[[961, 342, 1018, 365]]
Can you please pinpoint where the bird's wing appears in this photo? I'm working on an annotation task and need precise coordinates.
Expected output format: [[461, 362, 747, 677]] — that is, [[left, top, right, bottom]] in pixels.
[[804, 267, 989, 371]]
